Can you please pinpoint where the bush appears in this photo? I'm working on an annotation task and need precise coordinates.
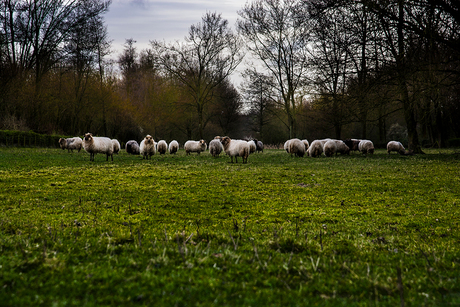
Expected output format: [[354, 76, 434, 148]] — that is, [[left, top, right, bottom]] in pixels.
[[446, 138, 460, 148], [0, 130, 64, 148]]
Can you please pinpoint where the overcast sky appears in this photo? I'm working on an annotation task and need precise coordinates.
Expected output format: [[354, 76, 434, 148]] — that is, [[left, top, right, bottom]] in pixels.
[[105, 0, 248, 56]]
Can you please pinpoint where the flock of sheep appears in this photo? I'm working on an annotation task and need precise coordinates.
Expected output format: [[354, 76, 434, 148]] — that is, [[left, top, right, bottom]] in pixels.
[[58, 133, 408, 162]]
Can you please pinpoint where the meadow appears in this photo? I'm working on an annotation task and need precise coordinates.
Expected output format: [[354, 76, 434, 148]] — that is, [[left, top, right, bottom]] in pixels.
[[0, 147, 459, 306]]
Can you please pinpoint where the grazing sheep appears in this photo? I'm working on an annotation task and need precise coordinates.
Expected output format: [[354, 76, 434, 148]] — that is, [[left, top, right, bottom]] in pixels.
[[157, 140, 168, 155], [343, 139, 361, 152], [307, 140, 324, 158], [248, 140, 257, 154], [168, 140, 179, 154], [253, 139, 264, 153], [58, 137, 82, 153], [82, 133, 114, 161], [209, 139, 224, 157], [184, 140, 207, 155], [334, 140, 350, 155], [302, 139, 310, 151], [323, 140, 337, 157], [387, 141, 406, 155], [140, 135, 156, 159], [125, 140, 140, 155], [112, 139, 121, 154], [359, 139, 375, 155], [284, 139, 291, 153], [220, 137, 250, 163], [288, 139, 306, 157]]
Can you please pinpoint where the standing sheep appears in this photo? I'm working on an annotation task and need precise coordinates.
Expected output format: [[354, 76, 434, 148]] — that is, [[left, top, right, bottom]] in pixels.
[[334, 140, 350, 155], [248, 140, 256, 154], [254, 139, 264, 153], [323, 140, 337, 157], [125, 140, 140, 155], [58, 137, 82, 153], [387, 141, 406, 155], [140, 135, 156, 159], [343, 139, 361, 153], [302, 139, 310, 151], [209, 139, 224, 157], [157, 140, 168, 155], [288, 139, 306, 157], [359, 140, 375, 155], [184, 140, 207, 155], [82, 133, 114, 161], [112, 139, 121, 154], [307, 140, 324, 158], [220, 137, 250, 163], [168, 140, 179, 154]]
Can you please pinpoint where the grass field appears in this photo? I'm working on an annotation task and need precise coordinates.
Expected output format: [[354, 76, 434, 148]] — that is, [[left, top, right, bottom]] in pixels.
[[0, 147, 459, 306]]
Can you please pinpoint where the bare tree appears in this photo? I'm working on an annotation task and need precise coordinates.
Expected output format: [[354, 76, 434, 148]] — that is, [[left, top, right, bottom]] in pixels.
[[237, 0, 311, 139], [151, 12, 244, 139]]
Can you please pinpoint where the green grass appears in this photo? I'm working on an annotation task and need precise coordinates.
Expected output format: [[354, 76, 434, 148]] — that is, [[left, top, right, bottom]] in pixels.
[[0, 147, 459, 306]]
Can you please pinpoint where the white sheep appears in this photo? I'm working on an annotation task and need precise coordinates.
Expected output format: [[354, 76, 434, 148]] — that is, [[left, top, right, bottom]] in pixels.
[[248, 140, 257, 154], [359, 139, 375, 154], [184, 140, 207, 155], [387, 141, 406, 155], [333, 140, 350, 155], [220, 137, 250, 163], [125, 140, 140, 155], [307, 140, 324, 158], [323, 140, 337, 157], [82, 133, 114, 161], [209, 139, 224, 157], [168, 140, 179, 154], [288, 138, 306, 157], [157, 140, 168, 155], [112, 139, 121, 154], [140, 135, 156, 159], [284, 139, 291, 153], [58, 137, 82, 153]]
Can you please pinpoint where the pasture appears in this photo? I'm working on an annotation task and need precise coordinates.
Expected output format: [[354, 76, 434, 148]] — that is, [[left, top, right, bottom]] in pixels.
[[0, 147, 459, 306]]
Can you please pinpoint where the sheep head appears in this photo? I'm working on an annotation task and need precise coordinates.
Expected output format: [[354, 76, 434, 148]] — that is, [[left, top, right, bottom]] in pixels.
[[220, 136, 231, 148], [145, 135, 154, 144], [84, 133, 93, 142], [58, 138, 66, 149]]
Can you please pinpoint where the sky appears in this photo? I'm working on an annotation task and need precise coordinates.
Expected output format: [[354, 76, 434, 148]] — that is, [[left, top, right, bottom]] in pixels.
[[104, 0, 249, 57]]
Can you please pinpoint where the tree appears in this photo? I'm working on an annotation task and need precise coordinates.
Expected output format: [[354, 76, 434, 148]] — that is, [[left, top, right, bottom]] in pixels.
[[237, 0, 311, 139], [151, 12, 244, 139]]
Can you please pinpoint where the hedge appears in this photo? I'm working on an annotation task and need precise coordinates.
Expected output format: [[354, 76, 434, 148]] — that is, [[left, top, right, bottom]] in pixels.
[[0, 130, 65, 148]]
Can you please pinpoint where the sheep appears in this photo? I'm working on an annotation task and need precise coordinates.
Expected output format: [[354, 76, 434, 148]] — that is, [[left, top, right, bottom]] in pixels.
[[302, 139, 309, 151], [168, 140, 179, 154], [125, 140, 140, 155], [140, 135, 156, 159], [253, 139, 264, 153], [184, 140, 207, 155], [157, 140, 168, 155], [307, 140, 324, 157], [112, 139, 121, 154], [82, 133, 114, 161], [284, 140, 291, 153], [209, 139, 224, 157], [58, 137, 82, 153], [220, 136, 250, 163], [334, 140, 350, 155], [288, 138, 306, 157], [323, 140, 337, 157], [343, 139, 361, 153], [359, 139, 375, 154], [387, 141, 406, 155], [248, 140, 257, 154]]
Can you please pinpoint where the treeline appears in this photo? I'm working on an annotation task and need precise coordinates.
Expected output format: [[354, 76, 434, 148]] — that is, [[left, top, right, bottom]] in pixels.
[[1, 0, 459, 149]]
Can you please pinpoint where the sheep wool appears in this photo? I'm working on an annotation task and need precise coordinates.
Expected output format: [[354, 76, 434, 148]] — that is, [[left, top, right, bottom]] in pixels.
[[302, 139, 309, 151], [59, 137, 82, 153], [112, 139, 121, 154], [157, 140, 168, 155], [209, 139, 224, 157], [254, 139, 264, 153], [184, 140, 207, 155], [387, 141, 406, 155], [359, 140, 375, 154], [82, 133, 114, 161], [334, 140, 350, 155], [307, 140, 324, 158], [221, 137, 250, 163], [140, 135, 156, 159], [248, 140, 256, 154], [125, 140, 140, 155], [168, 140, 179, 154], [288, 139, 306, 157]]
